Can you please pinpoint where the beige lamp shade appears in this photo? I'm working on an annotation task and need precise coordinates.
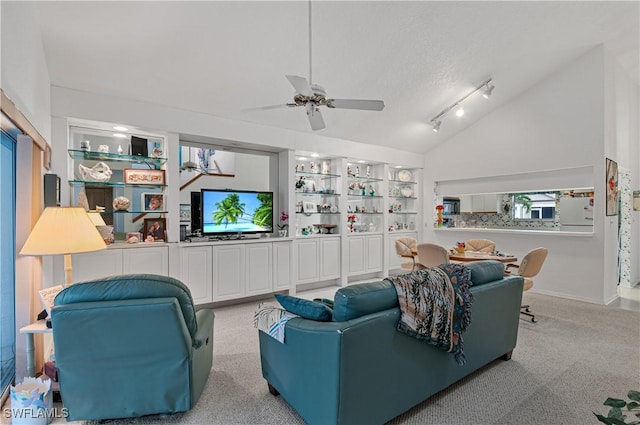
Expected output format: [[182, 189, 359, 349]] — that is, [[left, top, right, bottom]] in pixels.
[[21, 207, 107, 255], [20, 207, 107, 285], [88, 211, 107, 226]]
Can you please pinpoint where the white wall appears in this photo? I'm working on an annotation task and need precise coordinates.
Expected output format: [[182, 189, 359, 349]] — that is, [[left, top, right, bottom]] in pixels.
[[1, 2, 52, 379], [424, 47, 611, 304], [1, 2, 51, 143]]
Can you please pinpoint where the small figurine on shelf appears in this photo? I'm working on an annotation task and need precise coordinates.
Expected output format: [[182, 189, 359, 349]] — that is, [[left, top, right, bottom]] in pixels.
[[366, 165, 371, 178], [436, 204, 445, 227], [347, 165, 355, 177], [295, 176, 306, 190], [368, 185, 375, 196], [347, 214, 358, 233]]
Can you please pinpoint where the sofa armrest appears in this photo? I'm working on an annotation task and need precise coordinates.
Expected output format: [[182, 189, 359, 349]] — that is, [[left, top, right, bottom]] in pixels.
[[193, 309, 214, 349]]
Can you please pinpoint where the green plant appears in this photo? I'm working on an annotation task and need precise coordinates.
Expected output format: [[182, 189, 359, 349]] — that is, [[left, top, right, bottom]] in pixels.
[[514, 194, 532, 213], [594, 390, 640, 425]]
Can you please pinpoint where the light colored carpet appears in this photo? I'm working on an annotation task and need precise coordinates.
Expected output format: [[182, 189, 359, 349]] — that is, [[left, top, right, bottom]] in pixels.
[[3, 291, 638, 425]]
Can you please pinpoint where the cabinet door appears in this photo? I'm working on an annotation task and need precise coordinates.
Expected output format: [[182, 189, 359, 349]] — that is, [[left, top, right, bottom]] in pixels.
[[365, 235, 383, 272], [72, 249, 123, 282], [213, 245, 245, 301], [273, 242, 292, 291], [348, 237, 365, 275], [484, 194, 498, 213], [296, 240, 319, 284], [319, 237, 340, 280], [180, 246, 213, 305], [245, 244, 272, 296], [122, 246, 169, 275], [459, 195, 472, 213]]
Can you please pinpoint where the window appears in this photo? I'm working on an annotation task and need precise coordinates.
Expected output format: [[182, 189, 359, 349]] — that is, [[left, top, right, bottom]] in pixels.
[[513, 192, 557, 220], [1, 129, 16, 396]]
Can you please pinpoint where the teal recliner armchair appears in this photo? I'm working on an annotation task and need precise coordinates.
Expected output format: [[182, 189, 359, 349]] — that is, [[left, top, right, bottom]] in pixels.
[[51, 274, 214, 421]]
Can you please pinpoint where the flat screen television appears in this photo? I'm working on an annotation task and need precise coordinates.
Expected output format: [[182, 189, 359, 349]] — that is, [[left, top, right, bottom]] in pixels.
[[201, 189, 273, 236]]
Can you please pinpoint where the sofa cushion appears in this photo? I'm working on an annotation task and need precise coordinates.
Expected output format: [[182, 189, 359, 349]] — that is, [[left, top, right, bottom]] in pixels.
[[274, 294, 333, 321], [333, 280, 398, 322], [466, 260, 505, 286]]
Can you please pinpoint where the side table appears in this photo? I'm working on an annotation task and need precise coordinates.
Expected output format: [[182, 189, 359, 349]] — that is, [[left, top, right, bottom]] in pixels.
[[19, 319, 51, 377]]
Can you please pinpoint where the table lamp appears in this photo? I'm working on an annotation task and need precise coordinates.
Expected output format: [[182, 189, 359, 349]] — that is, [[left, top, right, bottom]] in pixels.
[[20, 207, 107, 285]]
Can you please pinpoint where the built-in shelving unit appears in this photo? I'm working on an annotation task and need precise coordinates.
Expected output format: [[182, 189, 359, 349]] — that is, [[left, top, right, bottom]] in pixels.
[[68, 125, 167, 242]]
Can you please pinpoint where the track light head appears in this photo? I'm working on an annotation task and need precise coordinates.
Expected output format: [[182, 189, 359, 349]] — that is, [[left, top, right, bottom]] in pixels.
[[432, 120, 441, 133], [482, 83, 495, 99], [455, 106, 465, 117]]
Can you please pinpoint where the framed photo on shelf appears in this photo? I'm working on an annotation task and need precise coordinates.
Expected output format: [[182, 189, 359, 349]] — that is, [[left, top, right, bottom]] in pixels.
[[180, 204, 191, 222], [141, 193, 165, 212], [124, 168, 165, 185], [143, 217, 166, 242]]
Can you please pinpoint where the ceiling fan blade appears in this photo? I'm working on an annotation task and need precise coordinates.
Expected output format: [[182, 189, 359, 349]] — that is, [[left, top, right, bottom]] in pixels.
[[328, 99, 385, 111], [286, 75, 314, 97], [306, 106, 325, 131], [242, 103, 296, 112]]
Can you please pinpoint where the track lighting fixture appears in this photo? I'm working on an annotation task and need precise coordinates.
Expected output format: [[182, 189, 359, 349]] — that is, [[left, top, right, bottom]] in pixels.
[[482, 82, 495, 98], [428, 78, 494, 133]]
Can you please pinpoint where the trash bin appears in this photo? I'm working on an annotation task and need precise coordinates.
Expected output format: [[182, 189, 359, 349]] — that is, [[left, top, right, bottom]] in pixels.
[[10, 376, 53, 425]]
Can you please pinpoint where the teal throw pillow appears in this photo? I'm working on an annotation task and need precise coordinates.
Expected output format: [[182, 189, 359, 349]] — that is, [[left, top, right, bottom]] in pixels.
[[274, 294, 333, 322]]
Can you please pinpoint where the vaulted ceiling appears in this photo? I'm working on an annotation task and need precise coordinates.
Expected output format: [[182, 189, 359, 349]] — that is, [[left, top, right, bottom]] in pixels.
[[34, 1, 639, 154]]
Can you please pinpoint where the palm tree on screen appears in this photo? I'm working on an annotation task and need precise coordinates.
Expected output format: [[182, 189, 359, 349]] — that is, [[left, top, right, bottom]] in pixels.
[[213, 193, 245, 228], [252, 193, 273, 228]]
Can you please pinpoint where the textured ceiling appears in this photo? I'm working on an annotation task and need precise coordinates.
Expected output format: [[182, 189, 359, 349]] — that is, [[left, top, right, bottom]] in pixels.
[[34, 1, 639, 154]]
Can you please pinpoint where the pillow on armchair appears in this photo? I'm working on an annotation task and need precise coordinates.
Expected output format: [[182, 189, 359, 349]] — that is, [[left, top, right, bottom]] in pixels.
[[274, 294, 333, 321]]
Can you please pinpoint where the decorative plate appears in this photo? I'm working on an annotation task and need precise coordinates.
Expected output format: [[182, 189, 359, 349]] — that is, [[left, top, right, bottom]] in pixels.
[[400, 186, 413, 197], [397, 169, 412, 182], [330, 205, 338, 213]]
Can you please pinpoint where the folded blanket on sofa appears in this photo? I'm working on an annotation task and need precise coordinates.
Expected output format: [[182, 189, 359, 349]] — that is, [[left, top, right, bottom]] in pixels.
[[254, 302, 298, 343], [385, 264, 472, 365]]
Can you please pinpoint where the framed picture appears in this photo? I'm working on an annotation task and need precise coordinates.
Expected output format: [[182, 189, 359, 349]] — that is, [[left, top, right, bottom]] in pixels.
[[606, 157, 618, 216], [180, 204, 191, 222], [141, 193, 165, 212], [143, 218, 166, 242], [130, 136, 148, 157], [124, 168, 165, 185]]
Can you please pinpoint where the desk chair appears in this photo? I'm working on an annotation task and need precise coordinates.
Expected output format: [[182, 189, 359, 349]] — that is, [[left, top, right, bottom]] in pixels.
[[416, 243, 450, 268], [505, 247, 548, 322], [395, 237, 418, 270], [465, 239, 496, 253]]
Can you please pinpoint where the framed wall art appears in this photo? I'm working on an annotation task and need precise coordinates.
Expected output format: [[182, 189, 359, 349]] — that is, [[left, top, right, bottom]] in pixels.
[[141, 193, 165, 212], [180, 204, 191, 222], [124, 168, 165, 185], [605, 157, 618, 216]]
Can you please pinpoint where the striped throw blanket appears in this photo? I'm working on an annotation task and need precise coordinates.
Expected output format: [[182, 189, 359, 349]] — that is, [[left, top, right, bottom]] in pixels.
[[253, 302, 298, 343], [385, 263, 472, 365]]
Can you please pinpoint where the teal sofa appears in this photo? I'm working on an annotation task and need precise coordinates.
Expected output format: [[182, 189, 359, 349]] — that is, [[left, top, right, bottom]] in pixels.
[[51, 274, 214, 421], [258, 261, 524, 425]]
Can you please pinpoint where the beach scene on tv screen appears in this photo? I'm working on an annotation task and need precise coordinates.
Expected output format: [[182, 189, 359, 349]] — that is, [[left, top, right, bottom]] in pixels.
[[202, 191, 272, 233]]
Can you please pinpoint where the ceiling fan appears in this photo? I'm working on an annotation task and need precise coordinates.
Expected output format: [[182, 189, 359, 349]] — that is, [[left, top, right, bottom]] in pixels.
[[247, 1, 385, 131], [179, 146, 207, 173]]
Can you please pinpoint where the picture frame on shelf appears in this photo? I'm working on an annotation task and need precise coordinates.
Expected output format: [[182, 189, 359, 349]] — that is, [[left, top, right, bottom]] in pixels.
[[130, 136, 148, 157], [143, 218, 166, 242], [179, 204, 191, 222], [141, 192, 165, 212], [124, 168, 165, 185]]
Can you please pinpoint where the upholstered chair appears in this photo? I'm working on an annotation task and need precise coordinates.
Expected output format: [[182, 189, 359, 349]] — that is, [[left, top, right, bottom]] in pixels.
[[465, 239, 496, 253], [416, 243, 450, 268], [505, 247, 548, 322], [395, 237, 418, 270], [51, 274, 214, 421]]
